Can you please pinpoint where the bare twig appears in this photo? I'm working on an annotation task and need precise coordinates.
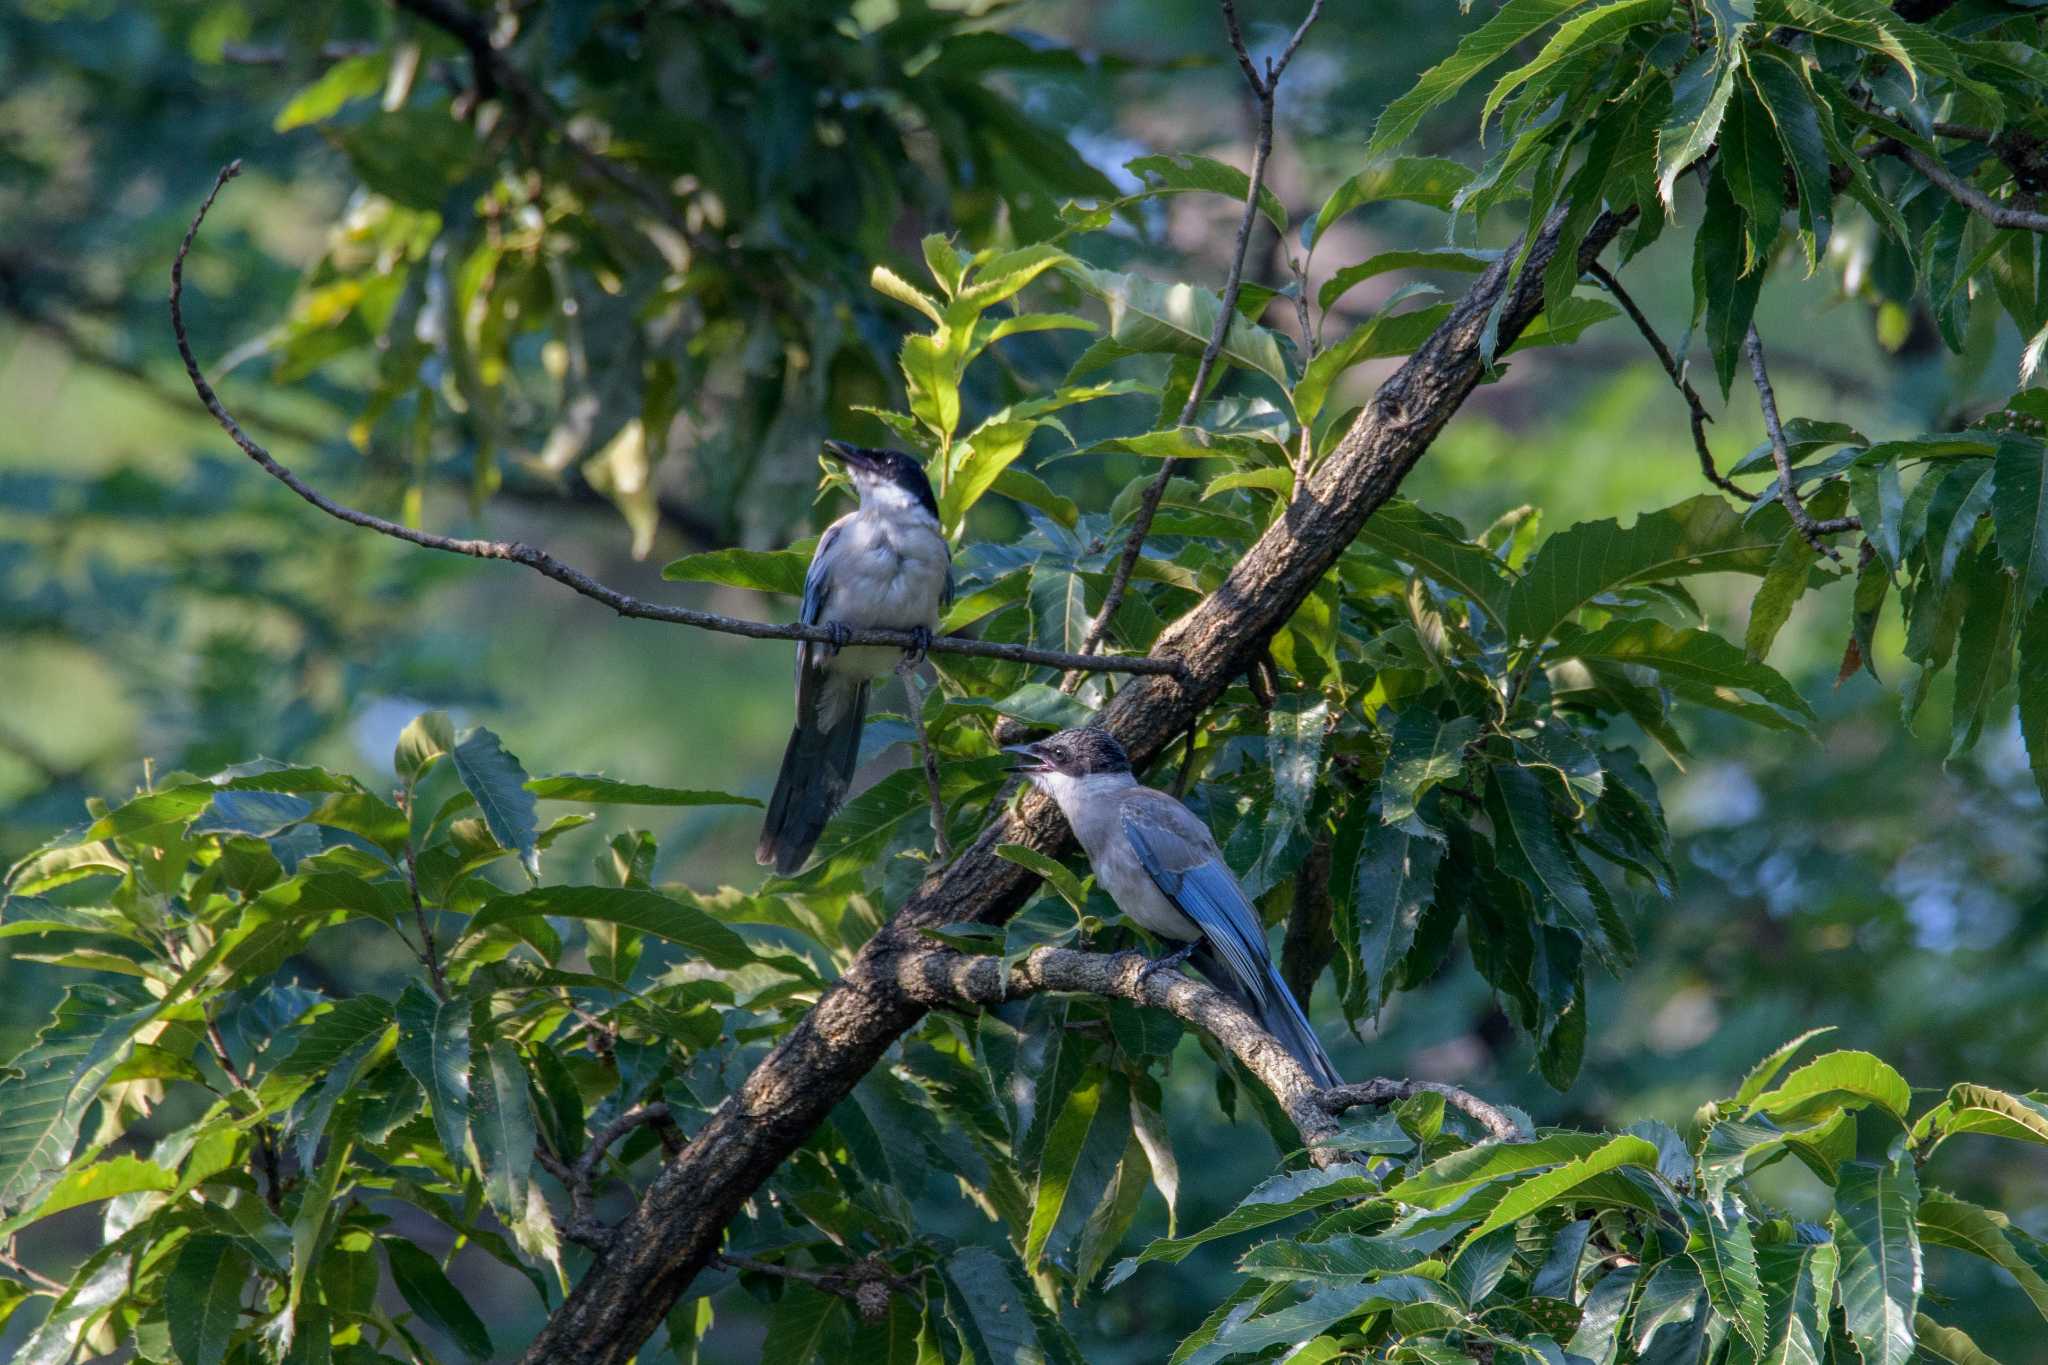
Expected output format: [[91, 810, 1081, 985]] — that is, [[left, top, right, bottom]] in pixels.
[[898, 669, 952, 862], [0, 1245, 66, 1294], [401, 843, 449, 1000], [540, 1103, 681, 1251], [1744, 325, 1860, 560], [169, 163, 1182, 681], [578, 1103, 678, 1184], [1865, 138, 2048, 234], [1062, 0, 1326, 688], [716, 1253, 918, 1321], [1588, 263, 1755, 503], [1319, 1078, 1522, 1143]]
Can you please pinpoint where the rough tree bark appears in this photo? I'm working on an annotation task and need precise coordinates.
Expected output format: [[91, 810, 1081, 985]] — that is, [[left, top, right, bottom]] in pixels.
[[515, 203, 1631, 1365]]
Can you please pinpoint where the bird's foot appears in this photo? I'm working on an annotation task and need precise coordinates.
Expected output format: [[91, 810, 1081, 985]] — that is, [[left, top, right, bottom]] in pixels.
[[1137, 942, 1198, 985], [823, 621, 853, 657], [897, 625, 934, 673]]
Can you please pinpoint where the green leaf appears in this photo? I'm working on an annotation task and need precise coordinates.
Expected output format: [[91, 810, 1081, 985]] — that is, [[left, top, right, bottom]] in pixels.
[[1915, 1314, 2004, 1365], [1508, 495, 1786, 644], [395, 711, 455, 784], [524, 775, 760, 807], [1027, 1074, 1111, 1265], [0, 982, 155, 1209], [1479, 0, 1673, 138], [383, 1236, 496, 1361], [1061, 261, 1290, 389], [1198, 1276, 1454, 1361], [759, 1283, 841, 1362], [2024, 600, 2048, 803], [1236, 1229, 1448, 1281], [1689, 1193, 1767, 1349], [1350, 823, 1444, 1016], [1917, 1190, 2048, 1322], [1746, 1049, 1913, 1122], [1746, 50, 1833, 272], [0, 1153, 176, 1237], [395, 984, 470, 1166], [1833, 1157, 1922, 1365], [469, 1038, 535, 1221], [1746, 531, 1819, 661], [1029, 564, 1090, 654], [1125, 153, 1288, 235], [871, 264, 945, 325], [995, 844, 1090, 913], [942, 420, 1041, 532], [1566, 1264, 1639, 1365], [1735, 1029, 1839, 1106], [1755, 1240, 1837, 1365], [1110, 1163, 1379, 1279], [1319, 248, 1498, 313], [1380, 710, 1479, 836], [273, 996, 396, 1078], [1359, 500, 1514, 627], [1658, 51, 1739, 213], [1553, 619, 1817, 730], [659, 543, 813, 596], [1992, 435, 2048, 610], [274, 53, 387, 132], [951, 684, 1097, 732], [1368, 0, 1591, 159], [1718, 82, 1785, 275], [1388, 1133, 1618, 1209], [450, 727, 541, 881], [167, 1234, 249, 1365], [1463, 1134, 1662, 1242], [1486, 764, 1617, 957], [1696, 164, 1765, 395], [1850, 456, 1906, 575], [1918, 1084, 2048, 1153], [990, 467, 1080, 528], [469, 885, 756, 968], [1309, 159, 1480, 249], [942, 1244, 1083, 1365]]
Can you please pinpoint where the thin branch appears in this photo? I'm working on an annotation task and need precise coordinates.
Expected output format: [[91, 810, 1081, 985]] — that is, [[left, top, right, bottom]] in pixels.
[[169, 163, 1182, 681], [1744, 325, 1860, 560], [577, 1103, 677, 1184], [1319, 1079, 1522, 1143], [1866, 138, 2048, 234], [716, 1252, 917, 1321], [1588, 263, 1755, 503], [0, 1245, 66, 1294], [1063, 0, 1325, 686], [401, 843, 449, 1001]]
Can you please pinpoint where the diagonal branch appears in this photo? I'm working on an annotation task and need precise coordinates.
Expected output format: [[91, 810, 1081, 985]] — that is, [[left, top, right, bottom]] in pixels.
[[170, 164, 1182, 681], [514, 194, 1635, 1365], [1588, 263, 1755, 503], [1745, 324, 1860, 560], [1866, 137, 2048, 234], [1064, 0, 1325, 686]]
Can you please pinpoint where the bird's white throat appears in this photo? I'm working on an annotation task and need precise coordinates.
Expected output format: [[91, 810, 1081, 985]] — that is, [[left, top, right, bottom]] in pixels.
[[1028, 769, 1138, 820]]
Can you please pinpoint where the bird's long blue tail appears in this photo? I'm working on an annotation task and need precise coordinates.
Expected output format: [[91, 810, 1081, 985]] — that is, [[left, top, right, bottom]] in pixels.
[[1191, 943, 1342, 1088], [756, 679, 868, 875]]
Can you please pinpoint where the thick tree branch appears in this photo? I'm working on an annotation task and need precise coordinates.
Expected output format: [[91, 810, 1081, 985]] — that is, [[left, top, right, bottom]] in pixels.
[[1588, 263, 1755, 503], [171, 164, 1181, 680], [1066, 0, 1325, 682], [1318, 1079, 1521, 1143], [514, 191, 1634, 1365], [1745, 325, 1860, 559]]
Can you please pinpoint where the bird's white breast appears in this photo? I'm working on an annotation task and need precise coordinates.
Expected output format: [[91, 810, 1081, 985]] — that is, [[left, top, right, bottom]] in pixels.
[[1034, 773, 1200, 942], [821, 499, 949, 681]]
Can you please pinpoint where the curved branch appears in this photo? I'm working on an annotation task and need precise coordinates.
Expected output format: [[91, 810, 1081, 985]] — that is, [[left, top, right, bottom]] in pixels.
[[1868, 137, 2048, 234], [514, 194, 1635, 1365], [169, 163, 1182, 681], [1745, 324, 1860, 560], [1319, 1079, 1521, 1143]]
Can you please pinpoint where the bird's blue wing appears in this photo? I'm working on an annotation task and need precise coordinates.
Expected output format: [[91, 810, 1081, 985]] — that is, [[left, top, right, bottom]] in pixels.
[[1119, 793, 1271, 1009], [793, 521, 844, 718]]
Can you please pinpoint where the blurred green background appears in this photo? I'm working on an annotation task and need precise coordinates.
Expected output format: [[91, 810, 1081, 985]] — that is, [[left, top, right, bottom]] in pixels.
[[2, 0, 2042, 1359]]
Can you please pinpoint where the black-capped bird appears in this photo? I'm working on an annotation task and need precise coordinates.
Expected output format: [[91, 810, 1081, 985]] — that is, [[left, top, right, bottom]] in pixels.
[[757, 441, 952, 875], [1006, 727, 1342, 1087]]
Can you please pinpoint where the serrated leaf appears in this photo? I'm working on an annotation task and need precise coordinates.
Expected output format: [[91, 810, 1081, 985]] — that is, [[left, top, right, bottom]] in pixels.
[[1734, 1028, 1839, 1106], [0, 982, 155, 1210], [1294, 288, 1450, 426], [1351, 823, 1444, 1016], [450, 727, 541, 881], [1992, 435, 2048, 609], [469, 1038, 535, 1221], [1917, 1190, 2048, 1322], [1061, 261, 1289, 388], [1368, 0, 1592, 159], [1358, 499, 1513, 627], [1126, 153, 1287, 235], [525, 775, 760, 807], [1380, 710, 1479, 835], [1486, 764, 1617, 956], [1746, 50, 1833, 272], [942, 1244, 1084, 1365], [1463, 1134, 1662, 1242], [872, 264, 945, 325], [395, 711, 455, 784], [659, 543, 813, 596], [1755, 1240, 1836, 1365], [167, 1235, 249, 1365], [1309, 159, 1479, 251], [1746, 530, 1818, 661], [1746, 1049, 1913, 1121], [384, 1235, 495, 1360], [1915, 1314, 2004, 1365], [1689, 1193, 1768, 1348], [995, 844, 1090, 913], [273, 996, 396, 1078], [1833, 1157, 1922, 1365], [1554, 619, 1816, 730], [395, 984, 469, 1167], [469, 885, 756, 968], [1319, 248, 1498, 313], [1197, 1276, 1454, 1361], [942, 420, 1041, 532], [1658, 52, 1738, 213], [1029, 564, 1090, 654], [1388, 1133, 1617, 1209], [1479, 0, 1673, 138], [1110, 1163, 1379, 1278]]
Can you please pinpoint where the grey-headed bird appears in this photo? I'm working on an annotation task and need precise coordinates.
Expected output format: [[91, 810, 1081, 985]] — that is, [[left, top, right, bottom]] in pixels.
[[756, 442, 952, 875], [1006, 727, 1342, 1087]]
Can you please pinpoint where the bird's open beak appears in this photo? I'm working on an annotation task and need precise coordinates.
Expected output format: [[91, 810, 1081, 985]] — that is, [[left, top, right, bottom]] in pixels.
[[821, 440, 874, 472], [1003, 742, 1051, 774]]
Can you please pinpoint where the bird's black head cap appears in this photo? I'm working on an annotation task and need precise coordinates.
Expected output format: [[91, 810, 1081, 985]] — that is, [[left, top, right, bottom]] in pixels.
[[1005, 728, 1132, 778], [823, 440, 939, 520]]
